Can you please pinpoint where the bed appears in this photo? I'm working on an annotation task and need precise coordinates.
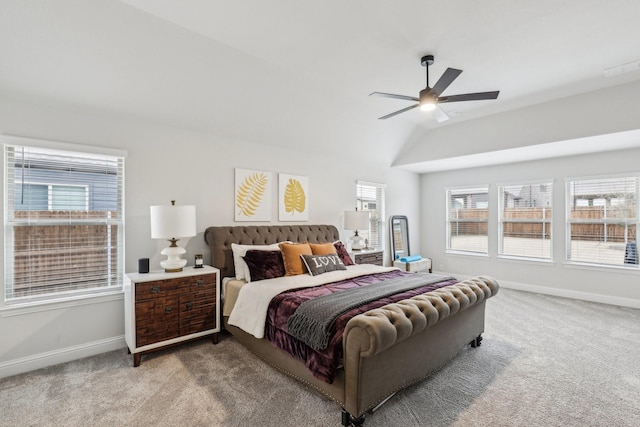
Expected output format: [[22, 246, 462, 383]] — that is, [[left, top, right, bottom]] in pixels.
[[204, 224, 498, 426]]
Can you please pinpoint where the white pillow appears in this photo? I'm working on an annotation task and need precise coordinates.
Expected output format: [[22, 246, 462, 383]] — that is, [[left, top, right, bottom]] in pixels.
[[231, 242, 284, 281]]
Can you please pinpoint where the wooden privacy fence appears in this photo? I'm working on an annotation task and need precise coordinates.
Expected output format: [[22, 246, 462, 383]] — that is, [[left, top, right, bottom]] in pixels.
[[11, 210, 119, 297], [450, 207, 636, 242]]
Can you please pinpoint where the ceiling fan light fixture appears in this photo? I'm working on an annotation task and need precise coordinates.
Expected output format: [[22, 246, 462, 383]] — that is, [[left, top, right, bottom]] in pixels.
[[420, 101, 436, 111], [419, 88, 436, 111]]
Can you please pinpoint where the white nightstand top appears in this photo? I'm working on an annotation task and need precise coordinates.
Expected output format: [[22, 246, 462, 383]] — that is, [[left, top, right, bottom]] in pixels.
[[126, 265, 217, 283]]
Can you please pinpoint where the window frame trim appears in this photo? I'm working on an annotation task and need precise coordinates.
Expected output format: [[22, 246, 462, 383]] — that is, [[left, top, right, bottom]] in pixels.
[[445, 184, 490, 256], [564, 172, 639, 270], [355, 180, 386, 251], [497, 180, 554, 262], [2, 135, 128, 307]]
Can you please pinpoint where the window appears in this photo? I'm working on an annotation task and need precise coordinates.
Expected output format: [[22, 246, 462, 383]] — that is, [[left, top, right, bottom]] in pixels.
[[446, 186, 489, 254], [3, 137, 126, 302], [498, 182, 552, 261], [356, 181, 385, 250], [566, 175, 639, 268]]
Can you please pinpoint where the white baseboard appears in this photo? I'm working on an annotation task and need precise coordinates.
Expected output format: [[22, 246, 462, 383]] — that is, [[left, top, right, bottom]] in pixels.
[[441, 271, 640, 309], [0, 335, 126, 379]]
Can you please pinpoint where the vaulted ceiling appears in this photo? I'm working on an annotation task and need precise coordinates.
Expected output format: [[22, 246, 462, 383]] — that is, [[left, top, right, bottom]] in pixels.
[[1, 1, 640, 171]]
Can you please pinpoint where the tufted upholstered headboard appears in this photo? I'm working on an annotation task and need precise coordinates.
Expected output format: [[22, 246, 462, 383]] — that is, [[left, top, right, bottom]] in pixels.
[[204, 224, 340, 279]]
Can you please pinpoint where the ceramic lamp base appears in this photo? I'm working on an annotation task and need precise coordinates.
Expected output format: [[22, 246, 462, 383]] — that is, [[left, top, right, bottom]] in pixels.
[[160, 245, 187, 272], [351, 234, 364, 251]]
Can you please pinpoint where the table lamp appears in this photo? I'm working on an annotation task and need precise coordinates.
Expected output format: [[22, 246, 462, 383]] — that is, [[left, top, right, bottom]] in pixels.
[[344, 208, 370, 251], [150, 200, 196, 272]]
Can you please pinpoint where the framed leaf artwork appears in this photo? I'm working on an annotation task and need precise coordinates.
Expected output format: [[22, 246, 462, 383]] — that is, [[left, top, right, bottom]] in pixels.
[[278, 173, 308, 221], [235, 168, 272, 222]]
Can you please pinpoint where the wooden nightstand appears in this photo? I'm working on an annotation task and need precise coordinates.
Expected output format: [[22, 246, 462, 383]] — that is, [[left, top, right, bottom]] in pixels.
[[350, 249, 384, 266], [124, 265, 220, 367]]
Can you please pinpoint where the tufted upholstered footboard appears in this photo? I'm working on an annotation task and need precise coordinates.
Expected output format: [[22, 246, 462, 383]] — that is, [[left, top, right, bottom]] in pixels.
[[346, 276, 498, 358], [205, 225, 499, 426], [341, 276, 498, 421]]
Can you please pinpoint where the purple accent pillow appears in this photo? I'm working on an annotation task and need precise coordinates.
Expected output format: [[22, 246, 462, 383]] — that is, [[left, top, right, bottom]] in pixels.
[[333, 241, 355, 266], [242, 250, 286, 282]]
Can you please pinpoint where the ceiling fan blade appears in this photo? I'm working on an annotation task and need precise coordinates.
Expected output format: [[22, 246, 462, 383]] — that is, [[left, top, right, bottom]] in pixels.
[[378, 104, 419, 120], [431, 68, 462, 96], [433, 106, 450, 123], [370, 92, 419, 102], [438, 91, 500, 103]]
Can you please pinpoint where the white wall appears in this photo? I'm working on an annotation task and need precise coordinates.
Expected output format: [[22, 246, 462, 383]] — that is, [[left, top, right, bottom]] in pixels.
[[0, 97, 420, 378], [396, 80, 640, 167], [421, 146, 640, 307]]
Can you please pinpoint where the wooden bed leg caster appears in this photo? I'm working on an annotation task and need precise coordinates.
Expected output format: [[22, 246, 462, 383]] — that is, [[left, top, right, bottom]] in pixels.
[[470, 334, 483, 348], [341, 409, 366, 426]]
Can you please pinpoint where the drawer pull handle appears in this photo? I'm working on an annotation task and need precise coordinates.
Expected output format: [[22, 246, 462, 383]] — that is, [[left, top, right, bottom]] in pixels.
[[185, 302, 194, 310], [164, 307, 173, 314], [151, 286, 160, 293], [197, 279, 204, 287]]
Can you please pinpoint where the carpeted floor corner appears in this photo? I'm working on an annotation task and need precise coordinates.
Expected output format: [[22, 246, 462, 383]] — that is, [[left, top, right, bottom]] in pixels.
[[1, 288, 639, 426]]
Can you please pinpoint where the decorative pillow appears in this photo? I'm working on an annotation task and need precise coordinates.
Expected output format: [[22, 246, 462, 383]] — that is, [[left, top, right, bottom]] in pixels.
[[309, 242, 337, 255], [333, 241, 355, 266], [231, 242, 283, 280], [242, 250, 285, 282], [279, 242, 313, 276], [301, 254, 347, 276]]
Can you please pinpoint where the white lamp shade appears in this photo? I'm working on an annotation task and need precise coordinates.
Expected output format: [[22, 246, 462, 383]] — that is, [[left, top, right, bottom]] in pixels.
[[150, 205, 196, 239], [344, 210, 370, 231]]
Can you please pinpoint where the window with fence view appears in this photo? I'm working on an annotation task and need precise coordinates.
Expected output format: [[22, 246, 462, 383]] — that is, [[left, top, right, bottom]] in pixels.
[[3, 139, 125, 302], [498, 183, 552, 260], [356, 181, 385, 250], [446, 187, 489, 254], [566, 176, 638, 268]]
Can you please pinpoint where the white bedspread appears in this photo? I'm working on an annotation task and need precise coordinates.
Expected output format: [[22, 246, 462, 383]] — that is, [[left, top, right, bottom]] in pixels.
[[227, 264, 397, 338]]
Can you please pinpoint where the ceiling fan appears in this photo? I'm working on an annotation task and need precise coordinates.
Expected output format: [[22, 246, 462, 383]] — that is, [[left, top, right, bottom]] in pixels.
[[370, 55, 499, 121]]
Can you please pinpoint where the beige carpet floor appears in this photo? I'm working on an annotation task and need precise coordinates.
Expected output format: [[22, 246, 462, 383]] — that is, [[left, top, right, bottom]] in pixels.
[[1, 288, 639, 426]]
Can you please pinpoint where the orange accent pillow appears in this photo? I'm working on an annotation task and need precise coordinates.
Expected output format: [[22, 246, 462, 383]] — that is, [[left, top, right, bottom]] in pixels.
[[309, 242, 337, 255], [279, 242, 313, 276]]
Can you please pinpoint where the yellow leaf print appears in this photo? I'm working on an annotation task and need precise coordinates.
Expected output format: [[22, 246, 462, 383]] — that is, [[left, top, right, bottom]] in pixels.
[[236, 173, 268, 217], [284, 178, 306, 214]]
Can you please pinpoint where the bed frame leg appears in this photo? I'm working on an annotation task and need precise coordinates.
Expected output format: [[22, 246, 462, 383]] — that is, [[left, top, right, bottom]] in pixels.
[[341, 409, 366, 426], [470, 334, 483, 348]]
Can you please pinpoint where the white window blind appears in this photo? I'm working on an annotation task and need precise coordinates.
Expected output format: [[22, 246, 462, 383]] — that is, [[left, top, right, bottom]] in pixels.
[[356, 181, 385, 250], [446, 187, 489, 254], [498, 183, 552, 260], [566, 176, 639, 268], [4, 141, 125, 302]]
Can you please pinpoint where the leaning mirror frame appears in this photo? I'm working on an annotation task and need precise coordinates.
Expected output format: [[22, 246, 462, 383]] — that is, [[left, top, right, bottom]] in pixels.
[[389, 215, 410, 263]]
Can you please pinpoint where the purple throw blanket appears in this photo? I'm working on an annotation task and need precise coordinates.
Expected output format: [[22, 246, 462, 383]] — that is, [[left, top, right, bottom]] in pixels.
[[264, 270, 458, 383]]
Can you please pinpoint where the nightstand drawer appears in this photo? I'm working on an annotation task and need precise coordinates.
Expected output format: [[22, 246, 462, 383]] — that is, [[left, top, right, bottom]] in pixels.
[[136, 322, 180, 347], [135, 280, 179, 299], [180, 303, 216, 336], [352, 250, 384, 266], [135, 296, 179, 320], [187, 274, 216, 292], [135, 296, 180, 346]]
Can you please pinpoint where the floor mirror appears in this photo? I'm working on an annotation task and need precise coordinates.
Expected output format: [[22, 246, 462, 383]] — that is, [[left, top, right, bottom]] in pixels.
[[390, 215, 410, 262]]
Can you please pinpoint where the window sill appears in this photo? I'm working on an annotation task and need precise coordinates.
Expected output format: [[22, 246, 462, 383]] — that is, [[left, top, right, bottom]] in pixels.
[[0, 289, 124, 317], [563, 261, 640, 274], [497, 255, 555, 266], [445, 250, 489, 258]]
